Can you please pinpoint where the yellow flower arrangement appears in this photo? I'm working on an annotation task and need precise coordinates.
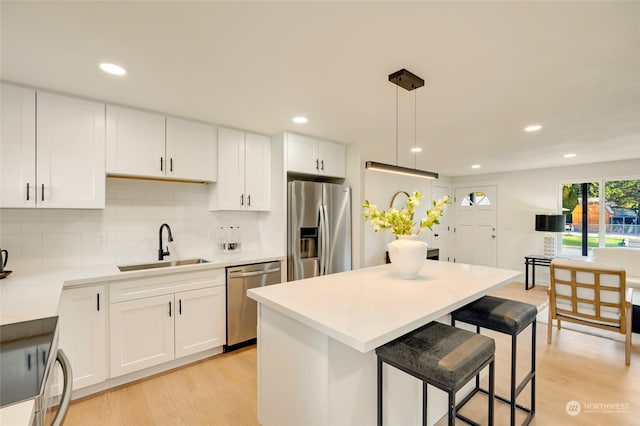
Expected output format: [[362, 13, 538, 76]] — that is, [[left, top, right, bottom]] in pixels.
[[362, 191, 451, 236]]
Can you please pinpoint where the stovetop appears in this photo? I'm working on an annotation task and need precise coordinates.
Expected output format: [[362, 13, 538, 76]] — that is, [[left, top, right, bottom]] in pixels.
[[0, 316, 58, 407]]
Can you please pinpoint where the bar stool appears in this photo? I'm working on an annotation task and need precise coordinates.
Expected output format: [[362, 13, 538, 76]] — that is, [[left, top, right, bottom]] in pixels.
[[451, 296, 537, 426], [376, 321, 495, 426]]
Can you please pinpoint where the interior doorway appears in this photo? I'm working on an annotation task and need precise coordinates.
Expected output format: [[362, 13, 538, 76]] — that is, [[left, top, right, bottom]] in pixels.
[[431, 185, 452, 261]]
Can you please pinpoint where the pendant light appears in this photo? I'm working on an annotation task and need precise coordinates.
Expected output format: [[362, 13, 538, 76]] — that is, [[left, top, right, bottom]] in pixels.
[[365, 68, 438, 179]]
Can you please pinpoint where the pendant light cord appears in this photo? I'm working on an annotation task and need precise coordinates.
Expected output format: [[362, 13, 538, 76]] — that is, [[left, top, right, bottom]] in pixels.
[[395, 83, 399, 167], [414, 90, 417, 169]]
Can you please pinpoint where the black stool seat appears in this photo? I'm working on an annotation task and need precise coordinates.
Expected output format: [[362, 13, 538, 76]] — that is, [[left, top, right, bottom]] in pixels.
[[452, 296, 537, 334], [376, 321, 495, 426], [376, 322, 495, 389]]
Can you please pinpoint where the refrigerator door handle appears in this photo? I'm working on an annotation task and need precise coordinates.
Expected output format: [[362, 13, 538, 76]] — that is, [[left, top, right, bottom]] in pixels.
[[322, 205, 330, 274], [318, 206, 324, 275]]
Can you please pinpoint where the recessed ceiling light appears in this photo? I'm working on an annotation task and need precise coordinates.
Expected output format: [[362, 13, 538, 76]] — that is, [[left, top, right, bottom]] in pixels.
[[471, 164, 481, 169], [410, 147, 422, 153], [524, 124, 542, 132], [564, 153, 576, 158], [292, 116, 308, 124], [99, 63, 127, 76]]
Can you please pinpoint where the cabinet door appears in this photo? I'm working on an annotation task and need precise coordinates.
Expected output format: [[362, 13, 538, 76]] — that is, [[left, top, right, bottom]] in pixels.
[[110, 294, 174, 377], [244, 132, 271, 211], [0, 84, 36, 208], [318, 140, 346, 178], [36, 92, 106, 208], [175, 286, 226, 358], [106, 105, 166, 178], [286, 133, 319, 175], [166, 117, 217, 182], [58, 285, 106, 390], [213, 127, 245, 210]]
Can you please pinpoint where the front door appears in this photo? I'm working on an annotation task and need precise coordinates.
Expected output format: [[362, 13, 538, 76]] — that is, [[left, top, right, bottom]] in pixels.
[[454, 185, 497, 267]]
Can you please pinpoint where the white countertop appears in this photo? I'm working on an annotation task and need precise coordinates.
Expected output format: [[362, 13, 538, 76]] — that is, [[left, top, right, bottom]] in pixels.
[[0, 250, 284, 424], [248, 261, 521, 353], [0, 250, 284, 326], [0, 400, 33, 426]]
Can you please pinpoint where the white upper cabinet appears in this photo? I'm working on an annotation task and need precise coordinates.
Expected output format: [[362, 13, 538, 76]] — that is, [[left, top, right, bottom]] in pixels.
[[286, 133, 346, 178], [107, 105, 217, 182], [244, 132, 271, 211], [210, 127, 271, 211], [166, 117, 217, 182], [106, 106, 166, 178], [1, 84, 105, 208], [1, 83, 36, 208], [318, 140, 346, 178]]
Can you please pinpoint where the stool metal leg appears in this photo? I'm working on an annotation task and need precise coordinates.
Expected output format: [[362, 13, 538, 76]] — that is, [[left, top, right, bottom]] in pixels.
[[510, 333, 517, 426], [489, 359, 495, 426], [531, 320, 536, 415], [423, 382, 428, 426], [377, 358, 383, 426], [448, 391, 455, 426]]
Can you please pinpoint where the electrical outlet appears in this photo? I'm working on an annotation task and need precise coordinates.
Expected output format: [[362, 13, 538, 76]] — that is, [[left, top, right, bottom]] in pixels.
[[97, 232, 108, 246]]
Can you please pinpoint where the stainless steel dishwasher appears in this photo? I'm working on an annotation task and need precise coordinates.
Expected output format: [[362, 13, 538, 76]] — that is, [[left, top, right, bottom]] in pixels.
[[225, 261, 281, 351]]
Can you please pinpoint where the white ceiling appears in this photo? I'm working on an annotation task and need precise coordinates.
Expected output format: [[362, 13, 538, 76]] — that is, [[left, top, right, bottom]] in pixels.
[[1, 1, 639, 177]]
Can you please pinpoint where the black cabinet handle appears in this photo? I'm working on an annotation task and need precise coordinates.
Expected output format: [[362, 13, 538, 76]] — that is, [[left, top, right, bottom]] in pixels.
[[160, 157, 163, 172], [42, 350, 46, 365], [170, 158, 173, 172], [97, 293, 100, 311], [169, 301, 172, 317], [179, 299, 182, 315], [321, 160, 324, 171], [248, 195, 251, 207], [26, 183, 30, 201], [315, 159, 319, 170], [27, 353, 32, 370], [240, 194, 244, 206], [41, 184, 44, 201]]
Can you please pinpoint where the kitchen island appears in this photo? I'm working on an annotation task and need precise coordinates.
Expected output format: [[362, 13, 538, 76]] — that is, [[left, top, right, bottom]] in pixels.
[[248, 260, 521, 426]]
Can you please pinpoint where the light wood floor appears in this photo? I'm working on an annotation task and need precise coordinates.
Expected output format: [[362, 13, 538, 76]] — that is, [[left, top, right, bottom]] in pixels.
[[64, 282, 639, 425]]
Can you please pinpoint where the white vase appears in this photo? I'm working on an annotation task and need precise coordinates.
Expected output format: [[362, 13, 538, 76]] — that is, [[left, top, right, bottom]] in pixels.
[[387, 235, 427, 279]]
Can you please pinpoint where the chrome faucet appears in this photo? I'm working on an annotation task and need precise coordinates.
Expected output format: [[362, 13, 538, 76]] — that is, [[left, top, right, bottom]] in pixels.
[[158, 223, 174, 261]]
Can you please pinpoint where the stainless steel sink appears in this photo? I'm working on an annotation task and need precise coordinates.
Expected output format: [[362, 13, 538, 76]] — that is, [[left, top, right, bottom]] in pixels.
[[118, 258, 209, 272]]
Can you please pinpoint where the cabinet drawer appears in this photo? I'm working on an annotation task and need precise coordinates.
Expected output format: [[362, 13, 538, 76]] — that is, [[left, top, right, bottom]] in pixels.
[[110, 269, 224, 303]]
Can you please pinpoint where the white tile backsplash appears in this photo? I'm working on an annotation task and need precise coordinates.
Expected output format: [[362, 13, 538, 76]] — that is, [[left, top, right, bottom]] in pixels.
[[0, 177, 264, 272]]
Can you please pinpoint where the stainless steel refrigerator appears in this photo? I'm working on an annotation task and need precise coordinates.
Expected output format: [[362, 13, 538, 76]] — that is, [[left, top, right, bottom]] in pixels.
[[288, 180, 351, 281]]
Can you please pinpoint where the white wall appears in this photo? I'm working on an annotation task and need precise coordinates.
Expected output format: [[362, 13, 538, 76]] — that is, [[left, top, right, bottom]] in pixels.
[[361, 170, 437, 267], [451, 158, 640, 281], [0, 177, 272, 272]]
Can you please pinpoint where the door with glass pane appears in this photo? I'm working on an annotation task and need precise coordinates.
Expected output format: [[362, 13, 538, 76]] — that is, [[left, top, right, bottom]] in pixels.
[[454, 185, 497, 266]]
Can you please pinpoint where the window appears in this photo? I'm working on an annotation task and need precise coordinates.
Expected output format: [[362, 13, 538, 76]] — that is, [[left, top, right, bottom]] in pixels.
[[561, 179, 640, 256], [460, 191, 492, 206]]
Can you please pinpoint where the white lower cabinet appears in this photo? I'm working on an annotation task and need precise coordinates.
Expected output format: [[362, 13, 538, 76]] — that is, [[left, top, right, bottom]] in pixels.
[[109, 269, 226, 378], [110, 294, 175, 377], [175, 286, 226, 358], [58, 285, 107, 390]]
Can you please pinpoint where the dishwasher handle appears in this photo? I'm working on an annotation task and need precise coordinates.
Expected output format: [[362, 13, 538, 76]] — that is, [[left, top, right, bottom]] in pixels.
[[228, 267, 281, 278]]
